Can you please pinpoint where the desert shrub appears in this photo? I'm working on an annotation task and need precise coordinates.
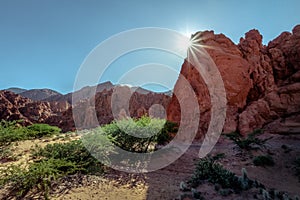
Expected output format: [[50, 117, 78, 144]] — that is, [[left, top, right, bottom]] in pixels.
[[32, 140, 104, 174], [253, 155, 275, 167], [0, 120, 61, 145], [0, 120, 28, 145], [0, 158, 79, 199], [1, 140, 106, 199], [188, 157, 242, 191], [187, 157, 297, 198], [188, 157, 266, 194], [26, 123, 61, 138], [100, 116, 176, 153], [225, 129, 271, 150]]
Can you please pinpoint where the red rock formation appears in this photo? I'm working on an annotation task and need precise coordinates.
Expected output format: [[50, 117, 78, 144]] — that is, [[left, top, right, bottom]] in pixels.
[[0, 91, 70, 126], [46, 86, 171, 132], [167, 31, 252, 137], [167, 25, 300, 136]]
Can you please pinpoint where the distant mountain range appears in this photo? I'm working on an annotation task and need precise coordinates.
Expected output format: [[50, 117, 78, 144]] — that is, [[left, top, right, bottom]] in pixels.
[[6, 87, 27, 94], [3, 81, 172, 104], [5, 88, 62, 101]]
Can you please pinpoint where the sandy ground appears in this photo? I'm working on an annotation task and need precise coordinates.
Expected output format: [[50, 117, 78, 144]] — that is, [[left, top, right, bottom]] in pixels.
[[1, 133, 300, 200]]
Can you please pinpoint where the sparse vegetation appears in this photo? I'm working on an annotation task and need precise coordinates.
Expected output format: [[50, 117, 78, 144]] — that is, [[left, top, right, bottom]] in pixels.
[[0, 117, 177, 198], [0, 120, 61, 146], [188, 157, 250, 192], [253, 155, 275, 167], [184, 156, 299, 199], [0, 158, 80, 199], [1, 140, 105, 199], [225, 129, 271, 150]]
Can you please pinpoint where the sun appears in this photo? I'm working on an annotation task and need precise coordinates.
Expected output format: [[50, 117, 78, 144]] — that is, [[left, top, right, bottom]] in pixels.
[[179, 24, 197, 37], [181, 29, 194, 38]]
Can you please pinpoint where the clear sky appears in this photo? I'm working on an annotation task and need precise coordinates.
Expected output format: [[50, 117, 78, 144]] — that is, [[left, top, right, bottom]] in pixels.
[[0, 0, 299, 93]]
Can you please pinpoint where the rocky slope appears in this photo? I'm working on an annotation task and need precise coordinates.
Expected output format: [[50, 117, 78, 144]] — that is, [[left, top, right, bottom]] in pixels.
[[167, 24, 300, 136], [0, 90, 70, 125]]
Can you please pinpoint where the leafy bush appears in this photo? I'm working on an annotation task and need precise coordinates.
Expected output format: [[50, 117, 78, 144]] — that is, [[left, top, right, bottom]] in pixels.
[[225, 130, 271, 150], [188, 157, 242, 191], [0, 120, 61, 145], [32, 140, 104, 174], [26, 123, 61, 138], [1, 140, 106, 199], [0, 158, 79, 199], [253, 155, 275, 167], [0, 120, 28, 145], [99, 116, 176, 153]]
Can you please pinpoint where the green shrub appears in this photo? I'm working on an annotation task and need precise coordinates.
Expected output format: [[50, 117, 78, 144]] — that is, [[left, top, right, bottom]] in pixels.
[[99, 116, 176, 153], [188, 157, 242, 191], [26, 123, 61, 138], [0, 158, 79, 199], [32, 140, 104, 174], [1, 140, 106, 199], [0, 120, 28, 145], [225, 130, 271, 150], [188, 157, 267, 194], [0, 120, 61, 146], [253, 155, 275, 167]]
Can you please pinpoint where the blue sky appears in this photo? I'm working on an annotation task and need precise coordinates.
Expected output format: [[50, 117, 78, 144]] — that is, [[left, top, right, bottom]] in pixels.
[[0, 0, 299, 93]]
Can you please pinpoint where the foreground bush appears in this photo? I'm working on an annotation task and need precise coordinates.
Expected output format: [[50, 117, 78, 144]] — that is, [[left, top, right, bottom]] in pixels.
[[2, 140, 105, 199], [186, 157, 298, 199], [99, 116, 177, 153], [0, 158, 79, 199], [32, 140, 104, 174], [188, 157, 246, 192]]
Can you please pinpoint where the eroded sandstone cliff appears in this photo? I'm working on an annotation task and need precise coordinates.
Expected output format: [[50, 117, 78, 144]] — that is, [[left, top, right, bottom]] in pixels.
[[167, 25, 300, 136]]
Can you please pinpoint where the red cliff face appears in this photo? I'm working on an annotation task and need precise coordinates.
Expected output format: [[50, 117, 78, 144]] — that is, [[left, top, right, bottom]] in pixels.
[[167, 25, 300, 136], [0, 91, 70, 125]]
